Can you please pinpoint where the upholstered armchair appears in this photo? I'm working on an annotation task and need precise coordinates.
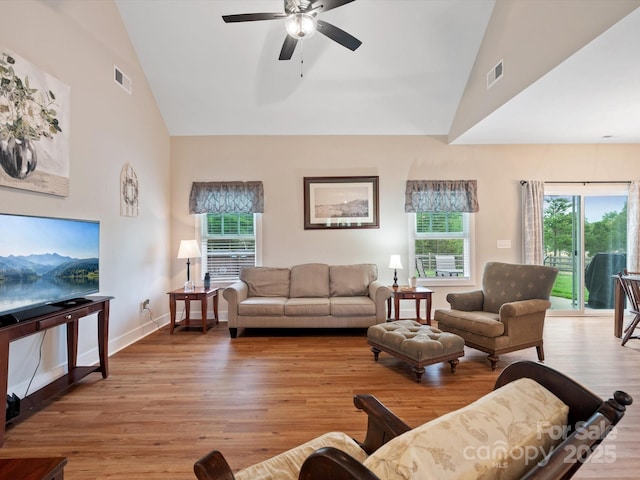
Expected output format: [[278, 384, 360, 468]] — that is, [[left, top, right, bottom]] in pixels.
[[434, 262, 559, 370]]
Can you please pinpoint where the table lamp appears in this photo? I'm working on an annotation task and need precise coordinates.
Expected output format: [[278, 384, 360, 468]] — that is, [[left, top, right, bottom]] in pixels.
[[178, 239, 201, 291], [389, 254, 403, 289]]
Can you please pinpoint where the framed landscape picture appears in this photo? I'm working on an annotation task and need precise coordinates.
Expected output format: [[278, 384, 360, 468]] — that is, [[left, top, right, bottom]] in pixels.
[[304, 176, 379, 230]]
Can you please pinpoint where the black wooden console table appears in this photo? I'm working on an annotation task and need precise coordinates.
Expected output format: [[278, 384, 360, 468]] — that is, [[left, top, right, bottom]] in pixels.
[[0, 295, 113, 447]]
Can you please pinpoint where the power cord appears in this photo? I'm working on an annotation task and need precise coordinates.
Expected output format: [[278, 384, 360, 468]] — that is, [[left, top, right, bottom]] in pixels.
[[24, 330, 47, 398], [143, 306, 160, 330]]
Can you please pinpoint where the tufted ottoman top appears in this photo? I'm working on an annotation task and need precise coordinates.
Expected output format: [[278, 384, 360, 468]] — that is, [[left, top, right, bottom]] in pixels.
[[367, 320, 465, 361]]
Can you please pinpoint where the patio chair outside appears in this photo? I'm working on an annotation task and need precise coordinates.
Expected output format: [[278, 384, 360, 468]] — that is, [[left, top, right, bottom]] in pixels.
[[435, 255, 463, 277], [415, 257, 427, 277]]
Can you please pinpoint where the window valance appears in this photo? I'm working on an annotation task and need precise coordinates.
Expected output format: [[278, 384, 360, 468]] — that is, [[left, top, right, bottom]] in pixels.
[[404, 180, 479, 213], [189, 181, 264, 214]]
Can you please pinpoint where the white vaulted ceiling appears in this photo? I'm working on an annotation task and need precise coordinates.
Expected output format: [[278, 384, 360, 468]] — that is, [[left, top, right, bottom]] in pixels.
[[115, 0, 640, 144]]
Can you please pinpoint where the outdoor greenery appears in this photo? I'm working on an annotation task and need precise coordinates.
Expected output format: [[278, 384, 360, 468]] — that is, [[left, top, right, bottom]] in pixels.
[[205, 213, 255, 253], [544, 196, 626, 302], [415, 212, 463, 257], [550, 272, 589, 302], [544, 196, 627, 259], [206, 213, 254, 236]]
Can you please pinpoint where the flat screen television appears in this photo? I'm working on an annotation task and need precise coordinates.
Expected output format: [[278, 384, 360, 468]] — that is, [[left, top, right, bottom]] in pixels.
[[0, 213, 99, 321]]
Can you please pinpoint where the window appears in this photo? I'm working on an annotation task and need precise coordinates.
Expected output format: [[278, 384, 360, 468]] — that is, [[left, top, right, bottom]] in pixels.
[[404, 179, 477, 281], [411, 212, 472, 280], [542, 183, 628, 313], [200, 213, 259, 280]]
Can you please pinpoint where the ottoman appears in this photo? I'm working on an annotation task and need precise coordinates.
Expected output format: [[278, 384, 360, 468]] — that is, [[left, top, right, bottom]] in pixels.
[[367, 320, 465, 382]]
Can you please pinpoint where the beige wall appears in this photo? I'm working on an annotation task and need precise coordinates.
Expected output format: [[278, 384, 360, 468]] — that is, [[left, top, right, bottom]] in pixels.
[[171, 135, 640, 317], [450, 0, 640, 142], [3, 0, 640, 394], [1, 1, 171, 395]]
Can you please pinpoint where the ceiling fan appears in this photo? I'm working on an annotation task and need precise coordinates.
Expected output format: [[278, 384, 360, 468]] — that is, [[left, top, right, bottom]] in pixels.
[[222, 0, 362, 60]]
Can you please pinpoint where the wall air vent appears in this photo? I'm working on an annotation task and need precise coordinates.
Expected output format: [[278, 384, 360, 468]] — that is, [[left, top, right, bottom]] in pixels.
[[114, 65, 132, 94], [486, 59, 504, 89]]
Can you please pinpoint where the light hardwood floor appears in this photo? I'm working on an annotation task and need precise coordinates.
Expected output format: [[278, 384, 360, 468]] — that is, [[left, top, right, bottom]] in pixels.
[[1, 316, 638, 479]]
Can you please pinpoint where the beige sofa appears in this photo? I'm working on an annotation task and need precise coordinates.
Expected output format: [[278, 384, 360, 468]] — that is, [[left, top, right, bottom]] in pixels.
[[223, 263, 392, 338]]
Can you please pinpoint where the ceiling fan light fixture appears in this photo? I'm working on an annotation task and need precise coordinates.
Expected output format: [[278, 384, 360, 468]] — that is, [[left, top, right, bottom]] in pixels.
[[285, 13, 317, 39]]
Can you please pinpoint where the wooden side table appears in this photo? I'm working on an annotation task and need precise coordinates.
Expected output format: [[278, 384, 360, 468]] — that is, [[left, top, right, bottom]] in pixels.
[[387, 286, 434, 325], [0, 457, 67, 480], [168, 287, 219, 334]]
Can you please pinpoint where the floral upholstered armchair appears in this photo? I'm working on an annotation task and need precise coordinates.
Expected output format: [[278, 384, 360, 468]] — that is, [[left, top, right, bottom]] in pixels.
[[434, 262, 559, 370]]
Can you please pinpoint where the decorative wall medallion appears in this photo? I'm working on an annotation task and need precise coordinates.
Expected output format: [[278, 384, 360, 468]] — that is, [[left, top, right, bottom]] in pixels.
[[120, 163, 138, 217]]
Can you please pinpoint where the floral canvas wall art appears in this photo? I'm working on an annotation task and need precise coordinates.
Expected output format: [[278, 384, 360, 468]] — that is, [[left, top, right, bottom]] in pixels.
[[0, 49, 70, 196]]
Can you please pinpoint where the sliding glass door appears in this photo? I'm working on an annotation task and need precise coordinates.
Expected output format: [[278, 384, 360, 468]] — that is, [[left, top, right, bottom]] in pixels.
[[543, 184, 628, 313]]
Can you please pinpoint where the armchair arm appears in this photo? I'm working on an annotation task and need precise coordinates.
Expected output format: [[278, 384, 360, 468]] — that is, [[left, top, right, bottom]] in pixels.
[[194, 450, 235, 480], [499, 299, 551, 337], [222, 282, 248, 327], [500, 299, 551, 318], [299, 447, 381, 480], [353, 394, 411, 454], [446, 290, 484, 311]]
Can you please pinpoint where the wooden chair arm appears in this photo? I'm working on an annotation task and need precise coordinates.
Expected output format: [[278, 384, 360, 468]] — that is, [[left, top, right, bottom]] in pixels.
[[498, 361, 633, 480], [353, 394, 411, 454], [522, 391, 632, 480], [299, 446, 381, 480], [194, 450, 235, 480]]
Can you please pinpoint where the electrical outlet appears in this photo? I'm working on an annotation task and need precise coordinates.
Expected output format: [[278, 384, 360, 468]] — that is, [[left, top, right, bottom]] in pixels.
[[141, 299, 150, 311]]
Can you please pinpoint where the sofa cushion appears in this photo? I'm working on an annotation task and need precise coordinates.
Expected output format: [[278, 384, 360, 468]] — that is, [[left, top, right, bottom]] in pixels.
[[482, 262, 558, 313], [434, 309, 504, 337], [235, 431, 368, 480], [284, 298, 330, 317], [329, 264, 377, 297], [240, 267, 290, 297], [363, 378, 569, 480], [290, 263, 330, 298], [330, 296, 376, 317], [238, 297, 287, 316]]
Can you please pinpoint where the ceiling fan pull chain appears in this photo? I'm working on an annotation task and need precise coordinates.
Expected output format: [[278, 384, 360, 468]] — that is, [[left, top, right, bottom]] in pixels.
[[300, 41, 304, 77]]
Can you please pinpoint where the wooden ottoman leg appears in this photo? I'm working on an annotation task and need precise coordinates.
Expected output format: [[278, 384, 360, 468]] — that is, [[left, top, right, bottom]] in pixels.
[[371, 347, 381, 361], [448, 358, 459, 373], [412, 365, 425, 383]]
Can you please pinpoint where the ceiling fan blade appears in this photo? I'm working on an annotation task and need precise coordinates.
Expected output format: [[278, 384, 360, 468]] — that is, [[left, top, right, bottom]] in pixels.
[[222, 13, 287, 23], [316, 20, 362, 51], [311, 0, 356, 13], [279, 35, 298, 60]]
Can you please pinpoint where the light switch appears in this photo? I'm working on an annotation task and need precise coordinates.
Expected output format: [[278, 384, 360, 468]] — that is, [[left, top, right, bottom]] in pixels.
[[497, 240, 511, 249]]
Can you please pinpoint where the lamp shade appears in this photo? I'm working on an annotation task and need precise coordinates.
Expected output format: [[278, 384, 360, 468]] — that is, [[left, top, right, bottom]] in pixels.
[[388, 255, 403, 270], [177, 240, 201, 259]]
